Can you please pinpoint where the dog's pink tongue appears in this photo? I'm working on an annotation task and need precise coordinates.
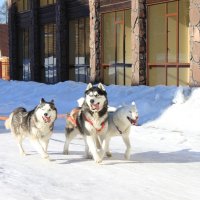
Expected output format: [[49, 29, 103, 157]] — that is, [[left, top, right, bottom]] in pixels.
[[43, 116, 51, 123], [92, 103, 99, 110]]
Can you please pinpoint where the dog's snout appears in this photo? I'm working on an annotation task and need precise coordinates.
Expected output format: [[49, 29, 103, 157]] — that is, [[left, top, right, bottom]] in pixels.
[[44, 113, 48, 117], [90, 99, 95, 104]]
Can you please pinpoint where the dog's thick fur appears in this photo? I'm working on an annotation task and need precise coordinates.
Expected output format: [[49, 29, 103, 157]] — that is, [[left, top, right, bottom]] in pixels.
[[104, 104, 138, 159], [5, 98, 57, 159], [63, 83, 108, 163], [64, 104, 138, 161]]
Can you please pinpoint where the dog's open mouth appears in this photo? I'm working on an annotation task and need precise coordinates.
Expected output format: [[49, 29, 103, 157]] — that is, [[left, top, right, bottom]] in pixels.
[[91, 103, 100, 111], [42, 116, 51, 123], [127, 116, 138, 125]]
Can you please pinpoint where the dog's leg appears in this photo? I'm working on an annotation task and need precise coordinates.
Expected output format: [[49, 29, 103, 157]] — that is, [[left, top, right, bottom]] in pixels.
[[83, 136, 92, 159], [39, 137, 50, 153], [63, 129, 78, 155], [96, 135, 110, 159], [86, 135, 102, 163], [105, 137, 112, 157], [122, 134, 131, 160], [30, 138, 49, 159], [16, 135, 26, 156]]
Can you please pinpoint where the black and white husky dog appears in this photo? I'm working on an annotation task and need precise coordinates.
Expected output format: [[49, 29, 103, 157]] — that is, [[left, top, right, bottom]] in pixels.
[[63, 83, 108, 163], [64, 103, 138, 161], [5, 98, 57, 159]]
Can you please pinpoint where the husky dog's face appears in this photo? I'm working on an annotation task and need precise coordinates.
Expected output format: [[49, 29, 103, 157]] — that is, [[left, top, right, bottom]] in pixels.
[[118, 105, 138, 126], [85, 83, 107, 112], [35, 98, 57, 123]]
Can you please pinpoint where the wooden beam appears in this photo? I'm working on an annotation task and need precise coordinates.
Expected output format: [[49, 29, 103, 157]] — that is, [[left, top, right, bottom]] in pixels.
[[89, 0, 101, 83], [8, 1, 19, 80], [30, 0, 41, 82], [56, 0, 68, 82], [131, 0, 146, 85]]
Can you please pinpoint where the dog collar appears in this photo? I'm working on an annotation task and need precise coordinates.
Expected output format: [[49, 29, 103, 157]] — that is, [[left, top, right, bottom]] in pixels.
[[115, 124, 123, 134], [83, 114, 105, 133]]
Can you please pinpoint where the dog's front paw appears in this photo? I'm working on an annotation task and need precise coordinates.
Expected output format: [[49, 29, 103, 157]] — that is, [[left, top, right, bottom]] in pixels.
[[42, 153, 49, 159], [94, 157, 103, 163], [124, 151, 131, 160], [20, 151, 27, 156]]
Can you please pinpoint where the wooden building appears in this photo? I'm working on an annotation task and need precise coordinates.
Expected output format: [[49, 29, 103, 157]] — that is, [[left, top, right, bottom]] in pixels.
[[8, 0, 200, 86], [0, 24, 8, 57]]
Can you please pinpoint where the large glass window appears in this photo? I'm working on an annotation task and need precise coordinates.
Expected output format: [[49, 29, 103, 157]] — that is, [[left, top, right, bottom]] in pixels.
[[69, 18, 90, 82], [147, 0, 190, 86], [102, 9, 131, 86], [40, 0, 56, 7], [19, 28, 31, 81], [41, 24, 57, 84], [16, 0, 30, 12]]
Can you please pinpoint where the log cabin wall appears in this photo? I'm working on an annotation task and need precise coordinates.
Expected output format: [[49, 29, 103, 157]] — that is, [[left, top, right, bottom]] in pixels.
[[100, 0, 131, 13]]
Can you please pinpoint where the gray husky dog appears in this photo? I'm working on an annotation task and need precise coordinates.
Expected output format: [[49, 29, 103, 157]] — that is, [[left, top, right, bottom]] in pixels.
[[104, 104, 138, 160], [63, 83, 108, 163], [5, 98, 57, 159]]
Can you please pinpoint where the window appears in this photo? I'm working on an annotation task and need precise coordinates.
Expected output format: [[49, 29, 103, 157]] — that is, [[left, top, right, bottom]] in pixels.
[[102, 9, 131, 86], [41, 24, 57, 84], [40, 0, 56, 7], [18, 28, 31, 81], [147, 0, 190, 86], [16, 0, 30, 12], [69, 18, 90, 82]]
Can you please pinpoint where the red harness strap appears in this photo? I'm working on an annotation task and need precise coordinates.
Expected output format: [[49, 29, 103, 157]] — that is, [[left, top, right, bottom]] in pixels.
[[66, 108, 81, 127], [66, 114, 77, 126], [82, 114, 105, 133]]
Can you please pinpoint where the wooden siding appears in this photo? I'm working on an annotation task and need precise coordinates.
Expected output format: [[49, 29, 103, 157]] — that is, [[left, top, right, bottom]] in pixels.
[[66, 0, 89, 19], [0, 25, 8, 57], [100, 0, 131, 13], [17, 12, 31, 28], [146, 0, 176, 5], [39, 5, 56, 24]]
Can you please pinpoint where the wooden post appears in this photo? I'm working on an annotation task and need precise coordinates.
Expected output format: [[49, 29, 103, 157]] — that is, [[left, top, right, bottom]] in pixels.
[[30, 0, 41, 82], [8, 0, 19, 80], [56, 0, 68, 82], [89, 0, 101, 83], [131, 0, 146, 85], [190, 0, 200, 86]]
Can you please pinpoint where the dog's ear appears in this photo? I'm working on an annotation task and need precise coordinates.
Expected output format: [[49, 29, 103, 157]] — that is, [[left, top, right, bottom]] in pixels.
[[40, 98, 45, 104], [86, 83, 93, 91], [97, 83, 106, 91], [51, 99, 54, 104]]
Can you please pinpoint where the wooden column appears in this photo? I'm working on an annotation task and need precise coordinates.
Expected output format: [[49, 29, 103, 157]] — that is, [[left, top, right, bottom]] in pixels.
[[89, 0, 101, 83], [8, 1, 19, 80], [131, 0, 146, 85], [30, 0, 41, 82], [56, 0, 67, 82], [190, 0, 200, 86]]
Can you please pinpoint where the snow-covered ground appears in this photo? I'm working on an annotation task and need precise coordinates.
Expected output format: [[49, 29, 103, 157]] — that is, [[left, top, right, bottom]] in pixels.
[[0, 80, 200, 200]]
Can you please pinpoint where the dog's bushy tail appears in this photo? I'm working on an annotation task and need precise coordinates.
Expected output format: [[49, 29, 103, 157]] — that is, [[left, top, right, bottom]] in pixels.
[[5, 113, 13, 130]]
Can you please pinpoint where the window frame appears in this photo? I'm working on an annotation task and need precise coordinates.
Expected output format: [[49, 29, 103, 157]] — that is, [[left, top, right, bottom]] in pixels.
[[147, 0, 190, 86], [41, 23, 57, 84], [101, 9, 132, 85]]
